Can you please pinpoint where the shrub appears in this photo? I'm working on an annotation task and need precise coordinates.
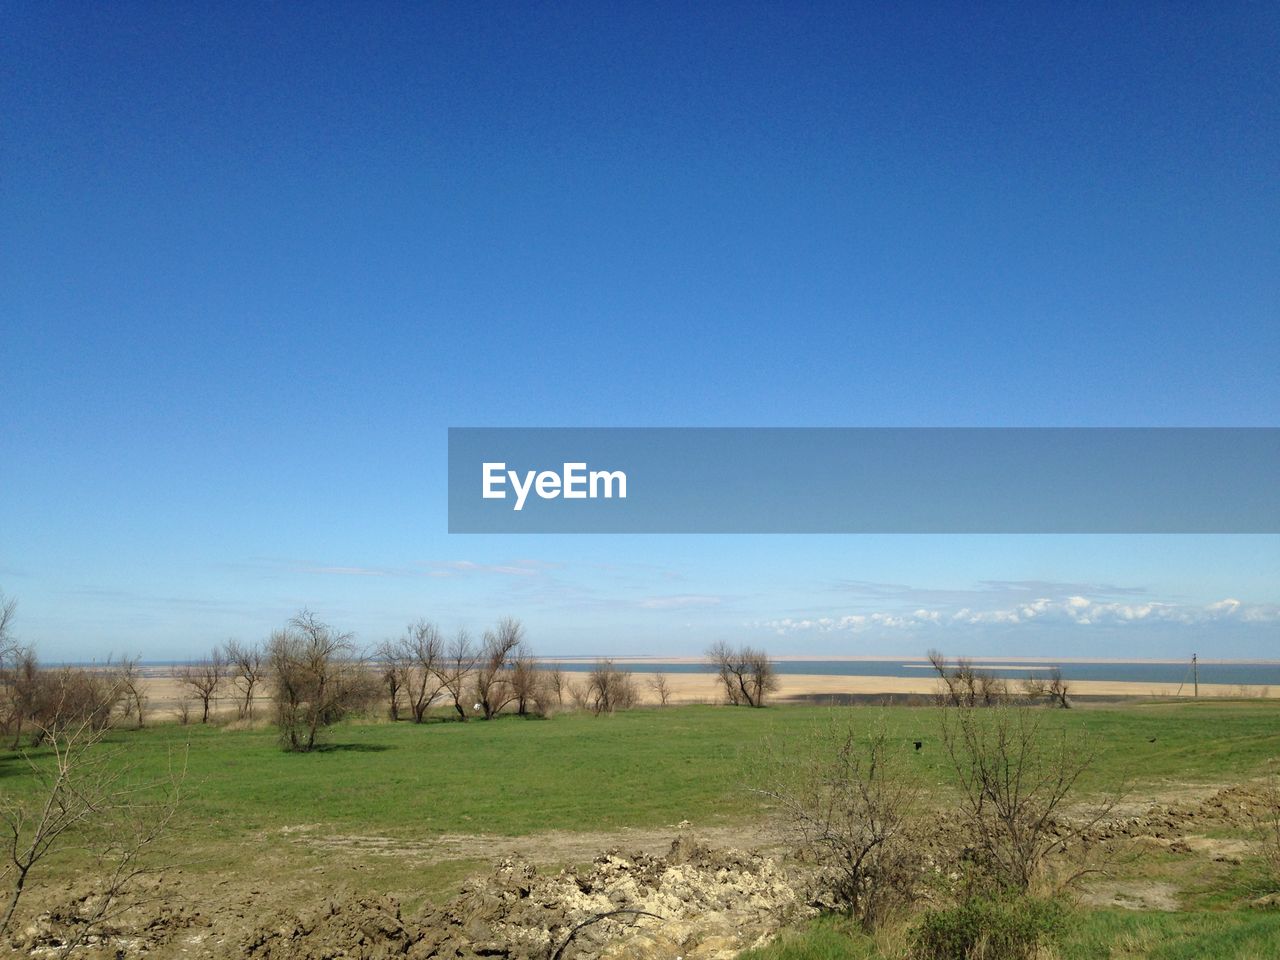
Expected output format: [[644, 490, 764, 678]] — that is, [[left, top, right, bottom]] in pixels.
[[757, 717, 920, 929], [911, 895, 1066, 960]]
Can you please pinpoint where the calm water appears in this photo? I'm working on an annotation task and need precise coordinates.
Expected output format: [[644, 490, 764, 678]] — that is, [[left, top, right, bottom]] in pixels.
[[541, 659, 1280, 686]]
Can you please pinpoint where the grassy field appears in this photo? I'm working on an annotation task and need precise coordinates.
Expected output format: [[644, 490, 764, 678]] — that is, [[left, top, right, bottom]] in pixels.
[[6, 699, 1278, 837], [3, 699, 1279, 956]]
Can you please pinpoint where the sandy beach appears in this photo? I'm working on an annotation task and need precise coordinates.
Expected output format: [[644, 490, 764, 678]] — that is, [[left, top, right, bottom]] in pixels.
[[135, 668, 1278, 722]]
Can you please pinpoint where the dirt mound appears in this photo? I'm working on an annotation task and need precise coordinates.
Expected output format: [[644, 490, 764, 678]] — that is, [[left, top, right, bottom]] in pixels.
[[241, 895, 416, 959], [11, 876, 209, 959], [1089, 780, 1277, 843], [240, 836, 811, 960]]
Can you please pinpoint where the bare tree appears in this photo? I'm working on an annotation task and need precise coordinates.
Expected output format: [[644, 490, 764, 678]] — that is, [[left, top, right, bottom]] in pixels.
[[510, 649, 540, 716], [375, 639, 408, 721], [707, 642, 778, 707], [1046, 667, 1071, 709], [473, 618, 523, 720], [940, 705, 1120, 893], [0, 591, 16, 664], [648, 672, 672, 706], [268, 611, 375, 752], [757, 717, 920, 928], [3, 647, 40, 749], [174, 650, 224, 724], [224, 640, 265, 720], [545, 664, 567, 706], [1019, 667, 1071, 709], [0, 685, 186, 944], [117, 656, 147, 729], [927, 650, 1011, 708], [585, 659, 637, 715], [436, 629, 476, 721], [402, 620, 445, 723]]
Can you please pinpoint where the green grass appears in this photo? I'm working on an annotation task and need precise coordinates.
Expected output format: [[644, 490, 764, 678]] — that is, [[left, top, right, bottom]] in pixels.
[[2, 700, 1277, 948], [741, 910, 1280, 960], [3, 700, 1277, 843]]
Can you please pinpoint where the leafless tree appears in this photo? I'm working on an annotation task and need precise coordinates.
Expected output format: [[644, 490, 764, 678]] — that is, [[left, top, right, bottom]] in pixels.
[[3, 647, 40, 749], [0, 684, 186, 945], [545, 664, 567, 706], [1046, 668, 1071, 709], [27, 667, 121, 741], [940, 705, 1120, 893], [174, 650, 224, 724], [585, 659, 637, 715], [473, 618, 523, 720], [224, 640, 265, 720], [435, 629, 476, 721], [268, 610, 376, 752], [928, 649, 1012, 708], [116, 656, 147, 729], [0, 592, 16, 664], [756, 717, 920, 928], [510, 649, 540, 716], [1020, 667, 1072, 709], [648, 672, 672, 706], [707, 641, 778, 707], [375, 639, 409, 721], [401, 620, 445, 723]]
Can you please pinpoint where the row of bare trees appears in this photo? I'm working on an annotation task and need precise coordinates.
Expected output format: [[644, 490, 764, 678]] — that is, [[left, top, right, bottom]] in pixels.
[[928, 649, 1073, 709], [171, 639, 266, 724]]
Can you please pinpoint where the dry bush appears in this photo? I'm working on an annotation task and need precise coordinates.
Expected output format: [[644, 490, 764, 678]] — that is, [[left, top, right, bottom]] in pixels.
[[707, 641, 778, 707], [940, 705, 1120, 895], [585, 660, 636, 715], [648, 672, 672, 706], [268, 611, 376, 752], [1020, 668, 1072, 709], [567, 678, 591, 712], [757, 716, 920, 929], [1260, 776, 1280, 891], [8, 665, 125, 745]]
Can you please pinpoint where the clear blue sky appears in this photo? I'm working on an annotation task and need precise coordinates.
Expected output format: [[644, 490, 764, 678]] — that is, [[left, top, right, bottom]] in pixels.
[[3, 2, 1277, 661]]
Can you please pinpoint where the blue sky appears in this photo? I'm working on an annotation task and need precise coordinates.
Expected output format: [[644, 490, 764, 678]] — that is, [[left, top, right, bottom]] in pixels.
[[2, 2, 1277, 661]]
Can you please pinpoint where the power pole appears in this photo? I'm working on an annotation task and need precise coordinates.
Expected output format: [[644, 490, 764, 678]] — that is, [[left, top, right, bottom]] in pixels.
[[1193, 652, 1198, 698]]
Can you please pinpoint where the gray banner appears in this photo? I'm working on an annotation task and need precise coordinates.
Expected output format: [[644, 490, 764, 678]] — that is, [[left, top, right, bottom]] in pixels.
[[447, 428, 1280, 533]]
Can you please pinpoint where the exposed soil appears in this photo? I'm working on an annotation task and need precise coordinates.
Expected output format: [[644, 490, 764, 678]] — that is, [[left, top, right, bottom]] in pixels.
[[240, 836, 810, 960], [10, 780, 1278, 959]]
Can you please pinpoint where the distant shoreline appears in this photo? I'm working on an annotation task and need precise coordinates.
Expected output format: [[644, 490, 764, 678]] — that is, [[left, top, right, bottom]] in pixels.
[[540, 655, 1280, 666]]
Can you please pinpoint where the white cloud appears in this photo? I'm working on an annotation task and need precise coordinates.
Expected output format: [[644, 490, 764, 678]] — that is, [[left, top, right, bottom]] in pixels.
[[760, 597, 1280, 635]]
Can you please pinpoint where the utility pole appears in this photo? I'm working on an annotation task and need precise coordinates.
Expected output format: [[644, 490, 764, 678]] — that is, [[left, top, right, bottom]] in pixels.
[[1193, 652, 1198, 698]]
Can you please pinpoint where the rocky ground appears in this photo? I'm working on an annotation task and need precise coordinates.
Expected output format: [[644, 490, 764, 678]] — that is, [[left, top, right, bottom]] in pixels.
[[11, 781, 1279, 960]]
